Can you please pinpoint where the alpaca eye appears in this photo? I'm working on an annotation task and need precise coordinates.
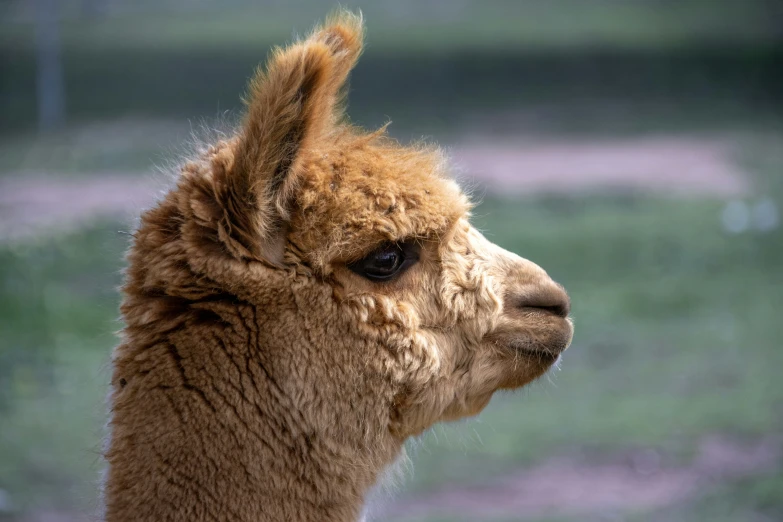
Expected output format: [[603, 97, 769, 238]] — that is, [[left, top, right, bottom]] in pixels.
[[349, 242, 419, 281]]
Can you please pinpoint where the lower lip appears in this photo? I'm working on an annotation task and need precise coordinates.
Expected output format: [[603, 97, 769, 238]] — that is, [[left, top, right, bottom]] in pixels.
[[514, 348, 560, 361]]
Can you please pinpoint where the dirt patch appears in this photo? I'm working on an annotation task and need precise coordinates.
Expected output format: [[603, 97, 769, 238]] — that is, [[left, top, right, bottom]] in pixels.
[[0, 137, 751, 241], [382, 435, 781, 521], [450, 137, 750, 197], [0, 173, 163, 241]]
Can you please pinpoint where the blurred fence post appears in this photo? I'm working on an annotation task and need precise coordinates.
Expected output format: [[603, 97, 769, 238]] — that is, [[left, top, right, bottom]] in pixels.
[[34, 0, 66, 132]]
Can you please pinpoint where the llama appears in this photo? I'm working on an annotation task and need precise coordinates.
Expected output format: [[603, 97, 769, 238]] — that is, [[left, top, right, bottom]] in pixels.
[[105, 11, 573, 522]]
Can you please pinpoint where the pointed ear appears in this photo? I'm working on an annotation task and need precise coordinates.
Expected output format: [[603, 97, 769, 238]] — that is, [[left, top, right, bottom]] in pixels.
[[213, 11, 364, 263]]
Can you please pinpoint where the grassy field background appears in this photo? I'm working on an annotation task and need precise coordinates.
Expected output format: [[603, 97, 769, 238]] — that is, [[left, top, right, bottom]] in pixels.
[[2, 145, 782, 519], [1, 1, 782, 520]]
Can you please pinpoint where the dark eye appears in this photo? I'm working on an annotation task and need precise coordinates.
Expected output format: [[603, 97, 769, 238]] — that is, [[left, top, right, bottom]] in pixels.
[[348, 242, 419, 282]]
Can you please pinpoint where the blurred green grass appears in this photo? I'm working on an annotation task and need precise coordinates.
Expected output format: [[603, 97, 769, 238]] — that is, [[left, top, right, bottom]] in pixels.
[[0, 120, 191, 175], [0, 223, 127, 515], [1, 148, 781, 519]]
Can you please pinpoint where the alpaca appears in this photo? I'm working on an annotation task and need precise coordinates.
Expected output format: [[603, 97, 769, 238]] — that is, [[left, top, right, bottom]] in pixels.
[[105, 11, 573, 522]]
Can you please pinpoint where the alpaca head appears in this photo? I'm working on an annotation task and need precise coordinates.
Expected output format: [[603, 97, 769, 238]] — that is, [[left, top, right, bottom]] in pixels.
[[115, 12, 572, 516]]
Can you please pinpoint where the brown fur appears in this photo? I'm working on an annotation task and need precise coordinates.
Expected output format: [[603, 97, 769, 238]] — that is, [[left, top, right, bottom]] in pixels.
[[105, 11, 573, 522]]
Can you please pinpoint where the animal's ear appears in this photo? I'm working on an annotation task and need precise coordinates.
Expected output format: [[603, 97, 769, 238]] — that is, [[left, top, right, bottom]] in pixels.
[[214, 11, 364, 263]]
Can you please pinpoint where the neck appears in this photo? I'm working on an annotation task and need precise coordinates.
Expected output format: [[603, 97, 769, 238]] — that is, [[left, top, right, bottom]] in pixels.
[[104, 320, 400, 522]]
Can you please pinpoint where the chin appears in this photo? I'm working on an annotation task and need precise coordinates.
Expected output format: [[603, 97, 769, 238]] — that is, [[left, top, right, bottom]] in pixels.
[[497, 357, 559, 390]]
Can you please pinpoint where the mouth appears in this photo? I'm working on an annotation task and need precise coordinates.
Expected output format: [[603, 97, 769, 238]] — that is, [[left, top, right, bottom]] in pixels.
[[489, 316, 574, 359], [506, 340, 565, 361]]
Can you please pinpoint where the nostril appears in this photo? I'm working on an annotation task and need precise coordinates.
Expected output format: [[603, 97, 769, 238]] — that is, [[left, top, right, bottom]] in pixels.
[[513, 283, 570, 318]]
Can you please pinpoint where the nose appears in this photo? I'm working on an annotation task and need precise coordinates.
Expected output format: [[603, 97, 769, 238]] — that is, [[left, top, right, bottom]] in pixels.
[[512, 281, 570, 318]]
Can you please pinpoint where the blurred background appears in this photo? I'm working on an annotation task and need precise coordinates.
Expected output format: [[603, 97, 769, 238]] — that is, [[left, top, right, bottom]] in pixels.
[[1, 1, 782, 521]]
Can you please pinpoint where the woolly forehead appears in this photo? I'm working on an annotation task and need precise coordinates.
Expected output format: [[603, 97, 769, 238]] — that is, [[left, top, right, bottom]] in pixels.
[[290, 138, 471, 270]]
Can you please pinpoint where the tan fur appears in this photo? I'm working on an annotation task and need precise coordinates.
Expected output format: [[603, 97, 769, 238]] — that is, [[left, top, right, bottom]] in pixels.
[[105, 11, 573, 522]]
